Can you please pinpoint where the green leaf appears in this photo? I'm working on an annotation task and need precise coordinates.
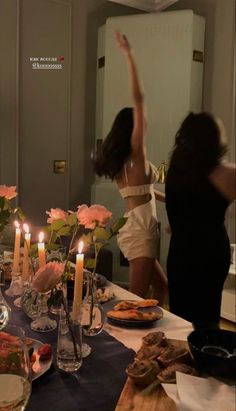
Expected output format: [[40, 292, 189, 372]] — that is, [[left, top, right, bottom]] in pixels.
[[3, 198, 10, 211], [66, 213, 77, 226], [95, 242, 103, 254], [0, 197, 5, 209], [14, 207, 26, 222], [48, 231, 57, 245], [56, 226, 71, 237], [85, 258, 96, 269], [45, 243, 61, 251], [7, 352, 21, 367], [51, 219, 65, 231], [93, 227, 110, 241], [110, 217, 128, 236]]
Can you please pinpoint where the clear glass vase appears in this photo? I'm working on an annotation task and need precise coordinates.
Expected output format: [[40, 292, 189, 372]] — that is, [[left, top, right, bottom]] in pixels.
[[47, 247, 67, 315], [57, 303, 82, 372], [20, 284, 39, 320], [0, 266, 11, 329], [81, 271, 105, 337]]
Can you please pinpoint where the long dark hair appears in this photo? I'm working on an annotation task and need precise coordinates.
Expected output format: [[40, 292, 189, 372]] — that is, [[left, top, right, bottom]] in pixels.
[[167, 111, 227, 186], [94, 107, 133, 180]]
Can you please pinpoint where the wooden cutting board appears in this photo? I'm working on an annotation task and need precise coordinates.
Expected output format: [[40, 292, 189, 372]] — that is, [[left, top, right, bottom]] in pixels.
[[115, 339, 190, 411], [115, 377, 177, 411]]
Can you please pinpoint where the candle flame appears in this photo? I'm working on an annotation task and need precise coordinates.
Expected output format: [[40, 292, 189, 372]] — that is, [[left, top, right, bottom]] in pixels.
[[78, 241, 84, 254], [14, 220, 20, 229], [23, 223, 29, 234], [38, 232, 44, 243]]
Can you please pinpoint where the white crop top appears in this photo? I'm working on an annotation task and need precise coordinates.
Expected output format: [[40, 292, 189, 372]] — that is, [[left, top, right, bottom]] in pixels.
[[118, 162, 159, 199]]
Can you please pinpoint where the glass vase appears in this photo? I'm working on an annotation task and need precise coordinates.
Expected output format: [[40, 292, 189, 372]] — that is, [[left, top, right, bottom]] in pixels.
[[20, 284, 39, 320], [57, 303, 82, 372], [47, 247, 67, 315], [81, 271, 105, 337]]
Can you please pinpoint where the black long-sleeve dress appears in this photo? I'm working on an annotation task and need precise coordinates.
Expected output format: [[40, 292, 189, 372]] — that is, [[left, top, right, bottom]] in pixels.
[[165, 176, 231, 328]]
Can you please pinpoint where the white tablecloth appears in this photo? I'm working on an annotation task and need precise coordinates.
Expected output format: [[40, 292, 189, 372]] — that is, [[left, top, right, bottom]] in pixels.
[[104, 282, 193, 352]]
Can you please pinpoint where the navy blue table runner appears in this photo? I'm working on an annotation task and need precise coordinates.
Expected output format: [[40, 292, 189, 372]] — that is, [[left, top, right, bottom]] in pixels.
[[3, 292, 135, 411]]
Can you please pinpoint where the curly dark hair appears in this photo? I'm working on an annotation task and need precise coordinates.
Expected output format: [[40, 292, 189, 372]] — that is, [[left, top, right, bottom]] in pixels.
[[167, 111, 227, 186], [94, 107, 133, 180]]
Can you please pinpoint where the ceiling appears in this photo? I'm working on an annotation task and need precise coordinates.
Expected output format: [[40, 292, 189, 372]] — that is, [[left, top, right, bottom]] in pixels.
[[107, 0, 179, 12]]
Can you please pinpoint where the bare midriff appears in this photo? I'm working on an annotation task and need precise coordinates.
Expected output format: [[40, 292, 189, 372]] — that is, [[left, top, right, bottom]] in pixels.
[[124, 193, 151, 212]]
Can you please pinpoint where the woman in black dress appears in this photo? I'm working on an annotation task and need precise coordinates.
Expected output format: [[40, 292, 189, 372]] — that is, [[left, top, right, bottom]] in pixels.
[[165, 112, 235, 329]]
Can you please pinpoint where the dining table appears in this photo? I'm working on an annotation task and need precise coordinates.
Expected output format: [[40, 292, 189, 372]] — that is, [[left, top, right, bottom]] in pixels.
[[3, 281, 234, 411]]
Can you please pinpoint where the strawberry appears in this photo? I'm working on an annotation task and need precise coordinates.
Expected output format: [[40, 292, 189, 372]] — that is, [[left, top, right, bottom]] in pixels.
[[37, 344, 52, 361], [30, 353, 37, 363]]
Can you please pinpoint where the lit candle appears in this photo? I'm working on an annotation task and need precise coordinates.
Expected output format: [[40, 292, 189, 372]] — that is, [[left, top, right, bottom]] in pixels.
[[38, 231, 46, 268], [12, 221, 21, 272], [72, 241, 84, 321], [22, 224, 31, 281]]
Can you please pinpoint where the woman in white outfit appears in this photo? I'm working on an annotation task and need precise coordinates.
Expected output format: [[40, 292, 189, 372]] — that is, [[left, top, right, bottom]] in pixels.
[[94, 32, 167, 305]]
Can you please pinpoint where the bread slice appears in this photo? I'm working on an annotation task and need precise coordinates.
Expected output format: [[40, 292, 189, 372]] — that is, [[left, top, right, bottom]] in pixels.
[[113, 299, 159, 311], [107, 309, 162, 321]]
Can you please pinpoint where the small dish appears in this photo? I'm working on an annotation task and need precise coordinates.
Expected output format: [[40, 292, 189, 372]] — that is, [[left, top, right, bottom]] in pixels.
[[27, 338, 53, 380]]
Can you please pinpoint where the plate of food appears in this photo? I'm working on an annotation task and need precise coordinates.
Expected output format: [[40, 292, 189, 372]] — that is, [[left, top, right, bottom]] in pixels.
[[125, 330, 196, 386], [26, 339, 53, 381], [96, 287, 115, 304], [106, 299, 163, 328]]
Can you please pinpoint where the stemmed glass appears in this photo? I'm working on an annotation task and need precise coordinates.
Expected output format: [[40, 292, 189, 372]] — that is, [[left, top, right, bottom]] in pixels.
[[0, 267, 11, 329], [30, 291, 57, 332], [0, 325, 31, 410]]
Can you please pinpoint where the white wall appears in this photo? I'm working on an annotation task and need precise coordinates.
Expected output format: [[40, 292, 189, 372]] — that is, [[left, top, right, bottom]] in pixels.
[[0, 0, 141, 229]]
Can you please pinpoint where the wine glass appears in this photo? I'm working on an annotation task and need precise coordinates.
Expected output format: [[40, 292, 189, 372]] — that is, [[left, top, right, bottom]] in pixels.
[[0, 266, 11, 329], [0, 325, 31, 410]]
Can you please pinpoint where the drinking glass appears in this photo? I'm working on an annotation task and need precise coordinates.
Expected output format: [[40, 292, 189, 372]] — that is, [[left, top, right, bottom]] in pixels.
[[0, 325, 31, 410], [0, 269, 11, 329]]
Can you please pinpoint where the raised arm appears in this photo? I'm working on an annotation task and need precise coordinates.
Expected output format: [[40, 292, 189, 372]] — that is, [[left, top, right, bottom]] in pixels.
[[116, 31, 145, 156], [154, 189, 166, 203]]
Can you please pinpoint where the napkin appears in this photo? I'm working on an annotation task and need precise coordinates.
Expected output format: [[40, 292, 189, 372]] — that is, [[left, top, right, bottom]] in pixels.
[[163, 372, 236, 411]]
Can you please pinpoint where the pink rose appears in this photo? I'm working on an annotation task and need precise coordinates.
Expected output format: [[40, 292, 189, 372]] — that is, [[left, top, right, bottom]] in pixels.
[[46, 208, 68, 224], [0, 185, 17, 200], [32, 261, 65, 293], [77, 204, 112, 229]]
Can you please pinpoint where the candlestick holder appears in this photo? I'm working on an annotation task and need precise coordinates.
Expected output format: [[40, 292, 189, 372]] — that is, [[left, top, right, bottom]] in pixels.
[[30, 291, 57, 332], [5, 270, 23, 297]]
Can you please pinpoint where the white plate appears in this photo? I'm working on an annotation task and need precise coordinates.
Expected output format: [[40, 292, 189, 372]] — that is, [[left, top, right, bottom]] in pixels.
[[27, 338, 53, 381]]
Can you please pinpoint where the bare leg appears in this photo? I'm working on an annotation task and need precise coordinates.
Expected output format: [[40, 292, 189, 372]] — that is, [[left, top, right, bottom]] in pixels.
[[150, 259, 168, 306], [129, 257, 167, 306]]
